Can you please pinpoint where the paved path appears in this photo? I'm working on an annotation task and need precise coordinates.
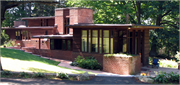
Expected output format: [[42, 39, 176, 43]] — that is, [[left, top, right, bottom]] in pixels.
[[0, 77, 148, 84]]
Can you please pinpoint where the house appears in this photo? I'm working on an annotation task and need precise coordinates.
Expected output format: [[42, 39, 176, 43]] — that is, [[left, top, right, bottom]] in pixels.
[[2, 7, 163, 72]]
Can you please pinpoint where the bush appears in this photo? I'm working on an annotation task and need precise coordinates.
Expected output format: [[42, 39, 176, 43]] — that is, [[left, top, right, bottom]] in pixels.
[[32, 72, 45, 78], [175, 51, 180, 62], [1, 71, 12, 76], [19, 72, 29, 78], [4, 39, 16, 47], [159, 59, 178, 68], [152, 71, 179, 84], [70, 61, 78, 66], [74, 55, 102, 70], [57, 72, 69, 79], [1, 30, 9, 45]]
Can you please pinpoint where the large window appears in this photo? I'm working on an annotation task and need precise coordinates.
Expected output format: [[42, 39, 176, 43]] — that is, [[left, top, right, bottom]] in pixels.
[[81, 30, 87, 52], [92, 30, 98, 52], [81, 29, 113, 54], [119, 30, 127, 53], [103, 30, 109, 53], [16, 30, 30, 40], [50, 39, 72, 50]]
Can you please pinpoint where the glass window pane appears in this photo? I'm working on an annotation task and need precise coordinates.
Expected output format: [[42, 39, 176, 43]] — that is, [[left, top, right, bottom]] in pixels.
[[62, 40, 66, 50], [50, 39, 54, 49], [99, 30, 102, 53], [103, 30, 109, 53], [111, 30, 113, 53], [123, 38, 127, 53], [92, 30, 98, 52], [82, 30, 87, 52], [67, 40, 71, 50]]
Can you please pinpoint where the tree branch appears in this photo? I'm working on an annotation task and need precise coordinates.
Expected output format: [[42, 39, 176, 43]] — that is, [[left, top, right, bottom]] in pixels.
[[162, 9, 172, 17]]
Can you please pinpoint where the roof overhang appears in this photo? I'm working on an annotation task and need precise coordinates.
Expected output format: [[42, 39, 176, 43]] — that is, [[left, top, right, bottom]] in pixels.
[[66, 24, 163, 30], [1, 26, 54, 30], [32, 35, 73, 39], [21, 16, 55, 20]]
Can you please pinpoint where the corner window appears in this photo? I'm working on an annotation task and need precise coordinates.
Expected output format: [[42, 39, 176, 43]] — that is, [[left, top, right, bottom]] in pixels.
[[81, 30, 87, 52]]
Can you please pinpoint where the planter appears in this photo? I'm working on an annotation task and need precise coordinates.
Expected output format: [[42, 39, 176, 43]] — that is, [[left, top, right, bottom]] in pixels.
[[103, 54, 141, 75]]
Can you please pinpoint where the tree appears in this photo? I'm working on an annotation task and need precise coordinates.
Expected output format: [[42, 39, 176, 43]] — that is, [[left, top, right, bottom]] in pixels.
[[0, 0, 59, 71]]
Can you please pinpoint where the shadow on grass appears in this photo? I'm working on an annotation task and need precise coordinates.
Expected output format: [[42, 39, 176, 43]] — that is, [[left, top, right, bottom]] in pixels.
[[1, 48, 60, 66], [27, 67, 57, 73]]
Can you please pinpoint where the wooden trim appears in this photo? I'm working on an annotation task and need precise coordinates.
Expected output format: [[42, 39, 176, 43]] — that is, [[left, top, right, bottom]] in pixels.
[[39, 38, 41, 49], [132, 30, 135, 54], [80, 29, 82, 52], [109, 30, 111, 54], [137, 30, 141, 54], [90, 29, 92, 52], [102, 29, 103, 53], [98, 30, 99, 53], [87, 29, 89, 52], [142, 30, 145, 65], [65, 39, 67, 50], [126, 30, 129, 53]]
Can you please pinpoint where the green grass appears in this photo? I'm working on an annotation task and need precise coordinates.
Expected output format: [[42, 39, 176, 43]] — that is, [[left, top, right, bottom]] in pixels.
[[1, 48, 91, 74]]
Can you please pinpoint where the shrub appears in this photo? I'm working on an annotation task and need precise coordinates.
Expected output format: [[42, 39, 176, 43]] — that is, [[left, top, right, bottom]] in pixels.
[[57, 72, 69, 79], [5, 39, 16, 47], [175, 51, 180, 62], [74, 55, 102, 70], [1, 71, 12, 76], [159, 59, 178, 68], [70, 61, 78, 66], [1, 30, 9, 45], [19, 72, 29, 78], [152, 71, 179, 84], [32, 72, 45, 78]]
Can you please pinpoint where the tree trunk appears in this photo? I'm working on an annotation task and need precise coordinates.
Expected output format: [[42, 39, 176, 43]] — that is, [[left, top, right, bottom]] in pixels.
[[136, 1, 141, 24]]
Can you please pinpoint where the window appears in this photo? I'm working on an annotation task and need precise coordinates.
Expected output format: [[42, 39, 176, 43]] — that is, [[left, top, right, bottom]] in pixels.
[[103, 30, 109, 53], [88, 30, 91, 53], [64, 18, 69, 34], [67, 40, 71, 50], [99, 30, 102, 53], [81, 30, 87, 52], [16, 31, 22, 40], [45, 31, 48, 35], [119, 30, 127, 53], [50, 39, 72, 50], [92, 30, 98, 52]]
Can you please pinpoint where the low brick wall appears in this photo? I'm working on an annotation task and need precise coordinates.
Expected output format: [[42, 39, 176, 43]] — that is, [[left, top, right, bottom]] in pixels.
[[103, 55, 141, 75], [22, 47, 73, 61]]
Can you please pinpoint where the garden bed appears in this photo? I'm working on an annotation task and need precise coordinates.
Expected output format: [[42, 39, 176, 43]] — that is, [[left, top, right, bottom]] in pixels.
[[103, 54, 141, 75]]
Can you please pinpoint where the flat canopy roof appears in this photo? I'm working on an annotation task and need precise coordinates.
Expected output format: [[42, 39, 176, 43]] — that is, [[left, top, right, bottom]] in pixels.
[[1, 26, 54, 30], [66, 24, 163, 29], [21, 16, 55, 20], [32, 35, 73, 39]]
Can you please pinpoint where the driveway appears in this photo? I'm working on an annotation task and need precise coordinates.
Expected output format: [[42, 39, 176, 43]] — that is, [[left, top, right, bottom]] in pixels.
[[1, 76, 148, 84]]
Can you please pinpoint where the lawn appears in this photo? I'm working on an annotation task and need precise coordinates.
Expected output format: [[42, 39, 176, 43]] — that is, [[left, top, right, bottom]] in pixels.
[[1, 48, 86, 74]]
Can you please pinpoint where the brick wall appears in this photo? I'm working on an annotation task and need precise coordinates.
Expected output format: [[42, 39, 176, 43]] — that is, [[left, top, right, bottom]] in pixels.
[[103, 55, 141, 75], [22, 47, 73, 61]]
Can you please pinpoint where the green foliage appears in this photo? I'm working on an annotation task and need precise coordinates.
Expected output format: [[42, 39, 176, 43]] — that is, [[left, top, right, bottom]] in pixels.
[[5, 39, 16, 47], [1, 71, 12, 76], [70, 61, 78, 66], [1, 30, 9, 45], [159, 60, 178, 68], [153, 71, 179, 84], [175, 51, 180, 62], [57, 72, 69, 79], [104, 53, 135, 58], [19, 72, 29, 78], [32, 72, 45, 78], [74, 55, 102, 70]]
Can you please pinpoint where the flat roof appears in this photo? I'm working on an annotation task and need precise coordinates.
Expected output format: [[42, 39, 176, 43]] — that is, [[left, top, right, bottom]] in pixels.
[[66, 24, 163, 29], [32, 35, 73, 39], [21, 16, 55, 20], [1, 26, 54, 30]]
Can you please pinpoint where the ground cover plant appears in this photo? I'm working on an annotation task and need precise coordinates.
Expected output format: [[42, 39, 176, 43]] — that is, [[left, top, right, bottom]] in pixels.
[[1, 71, 95, 81], [1, 48, 87, 74], [151, 71, 179, 84]]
